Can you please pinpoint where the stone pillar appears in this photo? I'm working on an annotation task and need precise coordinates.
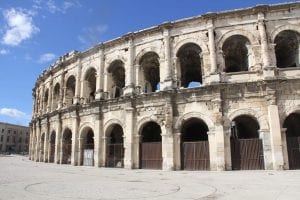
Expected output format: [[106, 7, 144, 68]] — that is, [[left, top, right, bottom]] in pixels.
[[101, 136, 107, 167], [281, 128, 289, 169], [93, 116, 100, 167], [59, 72, 65, 109], [54, 119, 62, 164], [161, 132, 174, 170], [96, 47, 104, 100], [43, 131, 49, 162], [173, 133, 181, 170], [258, 12, 275, 79], [124, 36, 135, 95], [35, 124, 41, 162], [259, 129, 273, 169], [207, 20, 220, 83], [135, 65, 141, 93], [78, 138, 83, 166], [71, 114, 79, 166], [124, 106, 134, 169], [59, 134, 63, 164], [207, 131, 216, 170], [133, 135, 141, 169], [74, 59, 82, 104], [214, 125, 226, 171], [161, 26, 173, 91], [223, 127, 232, 170], [267, 99, 284, 170], [47, 77, 53, 112]]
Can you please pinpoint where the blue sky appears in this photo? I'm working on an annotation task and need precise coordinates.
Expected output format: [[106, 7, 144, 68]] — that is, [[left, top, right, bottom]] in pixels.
[[0, 0, 295, 126]]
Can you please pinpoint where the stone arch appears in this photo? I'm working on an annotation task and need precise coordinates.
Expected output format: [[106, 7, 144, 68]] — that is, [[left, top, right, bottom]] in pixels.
[[217, 29, 259, 48], [228, 108, 269, 132], [107, 59, 125, 98], [79, 125, 95, 166], [104, 119, 124, 137], [105, 55, 126, 70], [270, 24, 300, 42], [52, 82, 60, 109], [82, 67, 97, 102], [65, 75, 76, 106], [175, 112, 215, 133], [174, 37, 209, 55], [134, 47, 161, 66], [137, 116, 162, 135], [79, 122, 94, 138], [281, 106, 300, 127]]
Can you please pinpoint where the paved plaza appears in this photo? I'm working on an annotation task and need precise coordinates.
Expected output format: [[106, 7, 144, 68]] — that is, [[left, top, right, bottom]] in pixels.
[[0, 155, 300, 200]]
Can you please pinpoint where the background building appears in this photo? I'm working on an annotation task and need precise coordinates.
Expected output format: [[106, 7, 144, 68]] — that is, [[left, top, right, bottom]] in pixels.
[[0, 122, 29, 154]]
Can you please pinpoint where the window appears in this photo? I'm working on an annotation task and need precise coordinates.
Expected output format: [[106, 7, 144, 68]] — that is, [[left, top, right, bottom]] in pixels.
[[7, 136, 9, 142], [1, 129, 4, 133], [8, 130, 10, 134], [0, 135, 3, 142]]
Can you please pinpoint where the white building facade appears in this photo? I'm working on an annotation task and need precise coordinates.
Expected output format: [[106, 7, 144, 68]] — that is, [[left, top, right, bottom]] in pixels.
[[30, 3, 300, 170]]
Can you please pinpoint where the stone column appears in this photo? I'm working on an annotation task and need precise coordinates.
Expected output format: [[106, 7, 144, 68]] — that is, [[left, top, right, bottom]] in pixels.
[[173, 133, 181, 170], [124, 36, 135, 95], [43, 130, 49, 162], [74, 59, 82, 104], [54, 119, 62, 164], [214, 125, 226, 171], [223, 127, 232, 170], [281, 128, 289, 169], [161, 132, 174, 170], [259, 129, 273, 169], [258, 12, 275, 78], [47, 77, 53, 112], [208, 131, 217, 170], [93, 116, 100, 167], [267, 94, 284, 170], [124, 106, 134, 169], [59, 134, 63, 164], [133, 135, 141, 169], [96, 47, 105, 100], [135, 65, 141, 94], [78, 138, 83, 166], [161, 26, 173, 91], [59, 72, 65, 109], [71, 114, 79, 166], [101, 136, 107, 167], [35, 124, 41, 162]]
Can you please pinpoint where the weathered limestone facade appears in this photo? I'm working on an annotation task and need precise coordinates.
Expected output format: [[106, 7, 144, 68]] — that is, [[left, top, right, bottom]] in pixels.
[[30, 3, 300, 171]]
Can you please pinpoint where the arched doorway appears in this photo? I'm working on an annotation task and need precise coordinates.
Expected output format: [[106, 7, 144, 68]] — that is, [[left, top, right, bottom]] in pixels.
[[230, 115, 264, 170], [275, 30, 300, 68], [107, 60, 125, 98], [176, 43, 203, 88], [222, 35, 250, 73], [84, 68, 96, 102], [106, 124, 124, 168], [52, 83, 60, 110], [49, 131, 56, 163], [65, 75, 76, 106], [139, 52, 160, 93], [181, 118, 210, 170], [140, 122, 162, 169], [81, 127, 94, 166], [62, 129, 72, 164], [283, 113, 300, 169]]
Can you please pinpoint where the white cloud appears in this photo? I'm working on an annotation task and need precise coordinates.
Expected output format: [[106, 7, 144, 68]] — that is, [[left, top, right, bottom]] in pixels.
[[0, 108, 30, 119], [0, 49, 9, 55], [78, 25, 108, 46], [2, 8, 39, 46], [45, 0, 81, 14], [38, 53, 56, 63]]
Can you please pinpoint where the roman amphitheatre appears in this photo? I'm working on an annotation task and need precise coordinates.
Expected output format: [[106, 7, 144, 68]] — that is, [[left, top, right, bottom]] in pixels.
[[29, 2, 300, 171]]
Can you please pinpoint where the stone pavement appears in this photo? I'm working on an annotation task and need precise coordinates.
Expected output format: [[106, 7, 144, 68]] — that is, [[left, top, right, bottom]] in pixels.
[[0, 155, 300, 200]]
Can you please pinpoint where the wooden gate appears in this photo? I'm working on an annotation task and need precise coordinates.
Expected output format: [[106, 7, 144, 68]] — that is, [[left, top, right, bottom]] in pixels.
[[106, 143, 124, 168], [287, 137, 300, 169], [83, 149, 94, 166], [62, 144, 72, 164], [49, 144, 55, 163], [231, 138, 264, 170], [140, 142, 162, 169], [182, 141, 210, 170]]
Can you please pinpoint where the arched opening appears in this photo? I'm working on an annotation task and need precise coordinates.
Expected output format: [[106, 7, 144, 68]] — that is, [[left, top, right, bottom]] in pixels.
[[49, 131, 56, 163], [140, 121, 162, 169], [230, 115, 264, 170], [62, 128, 72, 164], [275, 30, 300, 68], [176, 43, 203, 88], [84, 68, 96, 103], [283, 113, 300, 169], [43, 89, 49, 112], [139, 52, 160, 93], [81, 127, 94, 166], [107, 60, 125, 98], [40, 133, 45, 162], [106, 124, 124, 168], [181, 118, 209, 170], [223, 35, 250, 73], [65, 76, 76, 106], [52, 83, 60, 110]]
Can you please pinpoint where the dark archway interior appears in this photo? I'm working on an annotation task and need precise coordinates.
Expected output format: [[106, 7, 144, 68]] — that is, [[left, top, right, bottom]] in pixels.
[[275, 30, 300, 68], [140, 52, 160, 92], [50, 132, 56, 144], [85, 129, 94, 149], [181, 118, 208, 141], [108, 60, 125, 98], [283, 113, 300, 137], [110, 125, 124, 144], [141, 122, 162, 142], [177, 43, 202, 88], [231, 115, 260, 139], [63, 129, 72, 144], [66, 76, 76, 105], [85, 69, 96, 100], [223, 35, 249, 73], [54, 83, 60, 97], [44, 89, 49, 109]]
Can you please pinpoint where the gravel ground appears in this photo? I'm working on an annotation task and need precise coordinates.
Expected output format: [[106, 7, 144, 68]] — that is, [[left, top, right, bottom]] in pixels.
[[0, 155, 300, 200]]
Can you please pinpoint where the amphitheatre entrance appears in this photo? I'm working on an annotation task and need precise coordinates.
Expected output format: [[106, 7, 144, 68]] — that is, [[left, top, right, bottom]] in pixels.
[[140, 122, 162, 169], [181, 118, 210, 170], [106, 124, 124, 168], [62, 129, 72, 164], [230, 115, 264, 170]]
